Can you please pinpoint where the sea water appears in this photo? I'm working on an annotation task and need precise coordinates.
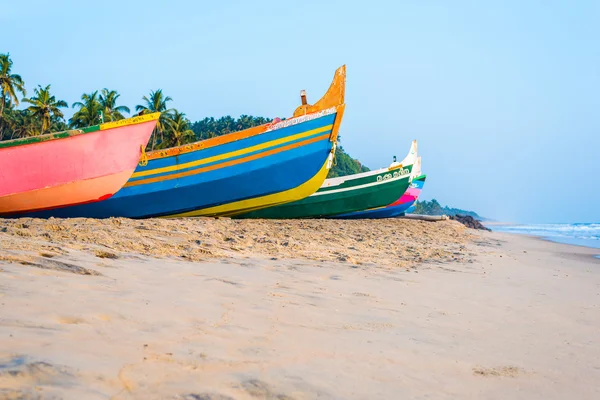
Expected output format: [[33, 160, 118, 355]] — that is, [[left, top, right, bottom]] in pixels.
[[492, 223, 600, 257]]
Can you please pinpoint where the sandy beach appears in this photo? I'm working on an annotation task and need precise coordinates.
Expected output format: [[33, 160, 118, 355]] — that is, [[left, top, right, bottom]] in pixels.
[[0, 218, 599, 399]]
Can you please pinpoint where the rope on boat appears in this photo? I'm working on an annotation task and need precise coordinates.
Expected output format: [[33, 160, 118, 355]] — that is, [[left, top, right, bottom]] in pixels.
[[139, 145, 149, 166]]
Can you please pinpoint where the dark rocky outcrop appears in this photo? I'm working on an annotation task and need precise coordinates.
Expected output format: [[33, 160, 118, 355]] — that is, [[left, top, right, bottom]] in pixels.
[[450, 215, 491, 231]]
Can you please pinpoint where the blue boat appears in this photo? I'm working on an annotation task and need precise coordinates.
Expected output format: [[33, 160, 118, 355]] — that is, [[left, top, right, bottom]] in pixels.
[[19, 66, 347, 219]]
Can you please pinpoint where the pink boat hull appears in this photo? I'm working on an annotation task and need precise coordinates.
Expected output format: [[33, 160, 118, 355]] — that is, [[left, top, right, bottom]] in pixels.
[[391, 187, 421, 206], [0, 117, 157, 215]]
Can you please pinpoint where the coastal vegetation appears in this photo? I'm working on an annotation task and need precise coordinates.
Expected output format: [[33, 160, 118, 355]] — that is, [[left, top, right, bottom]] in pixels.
[[413, 199, 485, 220], [328, 146, 370, 178], [0, 53, 367, 178]]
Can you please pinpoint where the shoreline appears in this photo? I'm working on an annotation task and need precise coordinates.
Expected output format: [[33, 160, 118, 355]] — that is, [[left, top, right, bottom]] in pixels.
[[531, 235, 600, 259], [483, 221, 600, 258], [1, 219, 599, 399], [500, 231, 600, 259], [491, 230, 600, 263]]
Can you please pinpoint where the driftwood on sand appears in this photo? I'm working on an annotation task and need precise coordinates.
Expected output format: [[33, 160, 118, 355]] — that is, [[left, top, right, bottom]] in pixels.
[[400, 214, 449, 222]]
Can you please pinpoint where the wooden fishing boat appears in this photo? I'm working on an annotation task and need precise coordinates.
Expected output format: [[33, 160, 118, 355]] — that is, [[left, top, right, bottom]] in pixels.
[[332, 174, 426, 219], [332, 156, 426, 219], [237, 140, 418, 219], [0, 113, 159, 215], [23, 66, 346, 219]]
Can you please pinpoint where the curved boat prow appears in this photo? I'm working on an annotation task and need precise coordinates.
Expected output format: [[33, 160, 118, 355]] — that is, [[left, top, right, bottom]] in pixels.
[[411, 156, 422, 180], [0, 113, 158, 216], [388, 140, 418, 172], [402, 140, 418, 167], [292, 65, 346, 144], [293, 65, 346, 117]]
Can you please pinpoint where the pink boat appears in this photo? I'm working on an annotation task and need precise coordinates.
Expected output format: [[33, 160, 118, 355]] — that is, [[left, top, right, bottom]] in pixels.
[[0, 113, 159, 215]]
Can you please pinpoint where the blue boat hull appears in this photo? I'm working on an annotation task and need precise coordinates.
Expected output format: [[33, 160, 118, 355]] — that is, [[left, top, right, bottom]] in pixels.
[[333, 201, 416, 219]]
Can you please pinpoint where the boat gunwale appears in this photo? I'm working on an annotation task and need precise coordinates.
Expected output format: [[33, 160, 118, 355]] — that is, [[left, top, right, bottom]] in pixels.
[[311, 166, 413, 197], [0, 112, 161, 150], [321, 164, 399, 188]]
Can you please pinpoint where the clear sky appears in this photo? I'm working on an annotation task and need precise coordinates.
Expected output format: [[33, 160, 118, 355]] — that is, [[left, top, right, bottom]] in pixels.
[[3, 0, 599, 223]]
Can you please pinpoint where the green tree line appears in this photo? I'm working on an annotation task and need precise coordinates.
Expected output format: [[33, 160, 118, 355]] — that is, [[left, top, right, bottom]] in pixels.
[[0, 53, 368, 177], [413, 199, 485, 220], [328, 146, 370, 178]]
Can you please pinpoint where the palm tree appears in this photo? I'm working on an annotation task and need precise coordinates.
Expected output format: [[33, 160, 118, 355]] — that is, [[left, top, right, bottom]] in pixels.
[[70, 91, 102, 128], [3, 109, 39, 139], [99, 88, 130, 121], [160, 110, 194, 148], [23, 85, 68, 134], [0, 53, 26, 136], [219, 115, 236, 135], [135, 89, 172, 150]]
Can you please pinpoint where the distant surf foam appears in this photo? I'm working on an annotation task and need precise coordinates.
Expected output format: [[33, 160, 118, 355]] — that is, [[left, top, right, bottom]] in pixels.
[[492, 223, 600, 252]]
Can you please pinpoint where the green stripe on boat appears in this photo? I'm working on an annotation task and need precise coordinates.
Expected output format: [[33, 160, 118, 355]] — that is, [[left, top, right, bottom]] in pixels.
[[0, 130, 82, 149], [0, 112, 159, 149]]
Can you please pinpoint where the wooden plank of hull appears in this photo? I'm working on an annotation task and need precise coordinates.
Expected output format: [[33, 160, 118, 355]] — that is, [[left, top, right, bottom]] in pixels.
[[400, 214, 449, 221], [0, 115, 157, 214]]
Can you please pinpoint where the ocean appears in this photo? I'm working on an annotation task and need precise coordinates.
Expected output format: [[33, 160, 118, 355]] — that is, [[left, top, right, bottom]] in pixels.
[[491, 223, 600, 256]]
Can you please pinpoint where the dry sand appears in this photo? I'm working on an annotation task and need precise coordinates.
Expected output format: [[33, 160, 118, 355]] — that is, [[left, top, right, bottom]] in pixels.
[[0, 217, 473, 267], [0, 218, 599, 399]]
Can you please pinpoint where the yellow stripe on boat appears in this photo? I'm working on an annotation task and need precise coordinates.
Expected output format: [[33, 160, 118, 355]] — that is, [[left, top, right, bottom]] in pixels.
[[125, 133, 331, 188], [99, 112, 161, 131], [131, 124, 333, 179], [165, 152, 334, 218]]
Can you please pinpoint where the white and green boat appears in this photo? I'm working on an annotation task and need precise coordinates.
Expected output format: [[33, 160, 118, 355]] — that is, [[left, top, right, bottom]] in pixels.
[[236, 140, 418, 219]]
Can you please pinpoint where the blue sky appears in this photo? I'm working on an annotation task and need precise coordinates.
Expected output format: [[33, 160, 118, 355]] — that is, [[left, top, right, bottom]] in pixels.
[[3, 0, 599, 223]]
